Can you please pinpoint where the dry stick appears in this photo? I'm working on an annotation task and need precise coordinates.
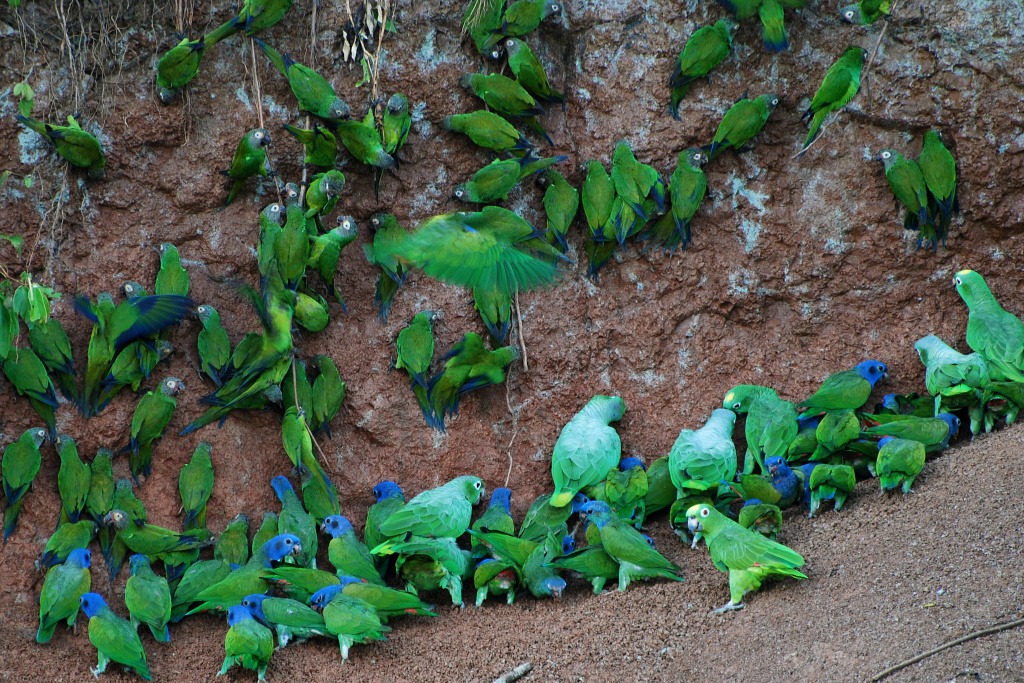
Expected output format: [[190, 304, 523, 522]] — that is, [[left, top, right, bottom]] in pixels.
[[868, 616, 1024, 682], [863, 0, 899, 105], [249, 38, 283, 204], [491, 662, 533, 683], [514, 290, 528, 371], [503, 379, 517, 488], [291, 357, 333, 471]]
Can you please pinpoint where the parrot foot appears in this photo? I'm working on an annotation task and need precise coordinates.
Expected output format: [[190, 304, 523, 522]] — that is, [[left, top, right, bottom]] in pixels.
[[712, 601, 745, 614], [458, 601, 466, 609]]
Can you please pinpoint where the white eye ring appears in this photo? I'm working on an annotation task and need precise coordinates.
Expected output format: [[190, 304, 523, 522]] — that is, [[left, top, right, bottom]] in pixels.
[[955, 277, 962, 285], [700, 508, 710, 518], [474, 482, 482, 489], [881, 151, 891, 159]]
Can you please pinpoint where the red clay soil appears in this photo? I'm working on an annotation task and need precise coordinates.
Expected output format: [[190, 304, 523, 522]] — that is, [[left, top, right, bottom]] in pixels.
[[1, 0, 1023, 680]]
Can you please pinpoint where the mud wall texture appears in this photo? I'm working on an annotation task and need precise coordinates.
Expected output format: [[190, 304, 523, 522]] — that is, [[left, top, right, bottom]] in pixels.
[[0, 0, 1023, 546]]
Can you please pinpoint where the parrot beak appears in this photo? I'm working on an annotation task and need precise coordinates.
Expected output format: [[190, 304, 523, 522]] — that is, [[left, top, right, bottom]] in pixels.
[[175, 382, 185, 395], [551, 586, 563, 600], [319, 522, 327, 533], [291, 543, 302, 557], [102, 512, 113, 527], [687, 517, 701, 535]]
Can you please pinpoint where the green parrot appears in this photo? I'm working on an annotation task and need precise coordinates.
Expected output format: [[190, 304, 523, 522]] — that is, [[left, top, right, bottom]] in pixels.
[[490, 0, 563, 46], [581, 159, 617, 280], [321, 515, 383, 585], [537, 169, 578, 253], [387, 210, 559, 296], [155, 18, 242, 103], [304, 170, 346, 220], [187, 535, 297, 615], [307, 215, 358, 306], [394, 311, 437, 425], [640, 148, 706, 254], [473, 284, 512, 345], [241, 594, 327, 648], [273, 185, 310, 289], [668, 409, 736, 493], [195, 304, 230, 387], [363, 213, 410, 325], [262, 566, 425, 617], [28, 317, 77, 403], [154, 243, 189, 297], [917, 129, 959, 248], [798, 360, 888, 412], [582, 503, 684, 591], [2, 426, 46, 543], [170, 513, 250, 621], [216, 513, 252, 566], [806, 463, 856, 517], [271, 476, 318, 568], [298, 444, 340, 524], [239, 0, 295, 34], [809, 409, 860, 461], [706, 94, 779, 160], [105, 509, 212, 560], [85, 449, 115, 563], [610, 140, 660, 231], [460, 72, 550, 144], [15, 114, 105, 179], [877, 148, 931, 240], [179, 442, 214, 530], [468, 528, 541, 569], [954, 270, 1024, 383], [521, 532, 567, 600], [37, 548, 92, 643], [256, 39, 351, 122], [546, 545, 621, 594], [54, 434, 91, 524], [453, 158, 524, 204], [125, 555, 172, 642], [222, 128, 271, 207], [603, 459, 649, 526], [41, 519, 97, 569], [377, 475, 484, 539], [258, 202, 285, 277], [642, 456, 676, 517], [668, 18, 736, 119], [309, 354, 345, 438], [284, 122, 337, 167], [426, 334, 518, 431], [79, 593, 152, 680], [311, 590, 390, 662], [800, 46, 867, 157], [441, 110, 533, 154], [840, 0, 892, 24], [471, 488, 516, 562], [377, 536, 473, 606], [3, 346, 59, 441], [219, 605, 274, 681], [74, 291, 193, 417], [870, 436, 926, 493], [724, 385, 799, 476], [293, 291, 329, 332], [126, 377, 183, 483], [914, 334, 989, 412], [474, 559, 521, 605], [382, 93, 412, 156], [758, 0, 800, 52], [504, 38, 563, 109], [334, 119, 397, 169], [550, 395, 626, 507], [861, 413, 960, 453], [107, 479, 146, 578], [737, 499, 783, 541], [365, 482, 405, 576], [252, 513, 279, 556], [685, 503, 806, 612]]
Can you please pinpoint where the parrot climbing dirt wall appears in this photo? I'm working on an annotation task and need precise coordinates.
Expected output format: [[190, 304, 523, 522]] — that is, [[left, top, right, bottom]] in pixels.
[[0, 0, 1023, 608]]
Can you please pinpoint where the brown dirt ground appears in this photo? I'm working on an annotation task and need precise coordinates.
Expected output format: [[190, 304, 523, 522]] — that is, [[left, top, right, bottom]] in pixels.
[[1, 0, 1023, 680]]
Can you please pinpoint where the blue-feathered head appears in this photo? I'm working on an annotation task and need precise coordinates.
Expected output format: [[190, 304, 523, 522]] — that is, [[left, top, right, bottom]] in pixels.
[[241, 594, 268, 621], [580, 501, 613, 527], [641, 534, 656, 549], [570, 492, 590, 515], [271, 475, 295, 501], [742, 499, 763, 507], [561, 535, 576, 555], [542, 576, 565, 599], [227, 605, 255, 627], [489, 488, 512, 512], [128, 554, 151, 576], [373, 481, 403, 502], [765, 456, 792, 479], [855, 360, 888, 387], [66, 548, 91, 569], [262, 534, 302, 564], [79, 593, 107, 619], [619, 457, 646, 472], [320, 515, 353, 539], [938, 413, 961, 438], [310, 584, 345, 610]]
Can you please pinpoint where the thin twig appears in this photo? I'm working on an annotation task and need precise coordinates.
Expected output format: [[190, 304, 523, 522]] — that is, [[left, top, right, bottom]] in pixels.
[[514, 290, 528, 371], [492, 662, 532, 683], [292, 357, 333, 471], [503, 379, 516, 488], [791, 114, 838, 160], [869, 616, 1024, 682], [862, 0, 899, 105], [249, 38, 283, 203]]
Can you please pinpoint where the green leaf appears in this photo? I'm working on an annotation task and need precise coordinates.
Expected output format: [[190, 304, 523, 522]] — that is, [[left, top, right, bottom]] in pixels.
[[385, 19, 396, 32], [18, 98, 32, 118], [356, 58, 371, 88], [13, 81, 33, 117], [23, 176, 32, 188], [0, 234, 24, 256], [8, 0, 22, 8], [0, 170, 11, 187], [0, 305, 16, 360], [12, 285, 28, 320]]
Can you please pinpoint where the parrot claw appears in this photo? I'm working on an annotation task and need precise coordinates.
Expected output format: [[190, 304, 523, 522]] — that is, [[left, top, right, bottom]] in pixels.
[[712, 601, 745, 614]]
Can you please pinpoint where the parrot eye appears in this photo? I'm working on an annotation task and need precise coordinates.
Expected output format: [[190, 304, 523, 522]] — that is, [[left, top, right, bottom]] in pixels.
[[844, 10, 854, 18], [700, 508, 709, 518], [732, 402, 742, 410], [474, 481, 482, 489], [954, 277, 962, 285], [37, 429, 45, 437], [881, 151, 891, 159], [771, 98, 778, 106]]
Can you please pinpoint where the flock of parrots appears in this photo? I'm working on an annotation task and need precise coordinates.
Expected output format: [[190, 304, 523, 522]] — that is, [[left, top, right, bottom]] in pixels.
[[0, 0, 1006, 679]]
